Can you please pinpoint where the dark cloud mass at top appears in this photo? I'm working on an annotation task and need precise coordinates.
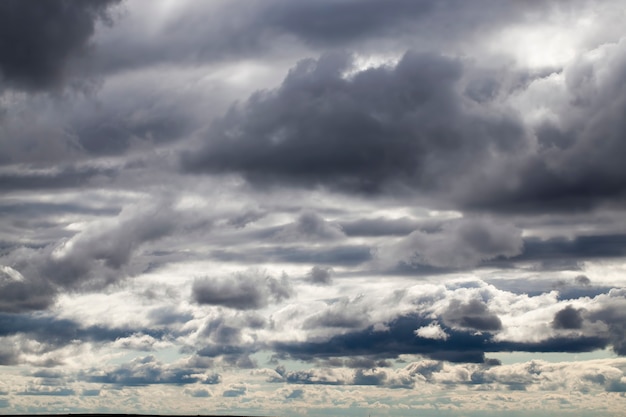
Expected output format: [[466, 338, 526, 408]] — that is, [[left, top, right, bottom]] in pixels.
[[1, 0, 626, 415], [183, 37, 626, 213], [0, 0, 120, 91], [182, 51, 526, 196]]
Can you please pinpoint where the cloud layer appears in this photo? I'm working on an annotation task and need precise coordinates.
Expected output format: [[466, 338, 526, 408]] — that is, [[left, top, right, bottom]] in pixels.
[[1, 1, 626, 416]]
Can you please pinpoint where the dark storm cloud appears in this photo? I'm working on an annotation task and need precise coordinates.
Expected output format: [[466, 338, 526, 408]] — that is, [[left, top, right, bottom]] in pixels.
[[552, 306, 584, 330], [274, 315, 489, 363], [262, 0, 434, 44], [586, 301, 626, 355], [72, 110, 191, 156], [273, 313, 612, 364], [182, 36, 626, 213], [516, 234, 626, 262], [464, 40, 626, 212], [192, 270, 293, 310], [0, 313, 169, 350], [443, 299, 502, 331], [0, 313, 184, 366], [81, 355, 220, 387], [194, 314, 267, 363], [181, 51, 525, 194], [0, 0, 120, 91], [0, 275, 56, 313]]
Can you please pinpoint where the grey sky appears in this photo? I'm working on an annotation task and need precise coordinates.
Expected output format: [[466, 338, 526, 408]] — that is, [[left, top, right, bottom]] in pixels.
[[1, 1, 626, 415]]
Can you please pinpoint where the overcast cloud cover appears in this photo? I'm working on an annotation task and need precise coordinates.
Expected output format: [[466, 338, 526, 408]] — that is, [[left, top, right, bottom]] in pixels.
[[1, 1, 626, 415]]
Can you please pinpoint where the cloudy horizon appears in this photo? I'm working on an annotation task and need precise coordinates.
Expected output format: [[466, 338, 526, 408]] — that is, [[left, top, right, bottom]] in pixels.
[[1, 1, 626, 415]]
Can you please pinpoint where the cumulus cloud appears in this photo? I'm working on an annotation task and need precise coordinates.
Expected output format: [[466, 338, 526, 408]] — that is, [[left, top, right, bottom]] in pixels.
[[81, 355, 221, 387], [0, 199, 197, 311], [552, 305, 584, 330], [222, 384, 247, 397], [192, 269, 293, 310], [181, 51, 526, 196], [376, 217, 523, 269], [415, 323, 449, 341], [443, 299, 503, 332], [303, 297, 370, 330], [44, 202, 176, 285], [307, 265, 333, 285], [2, 0, 626, 414]]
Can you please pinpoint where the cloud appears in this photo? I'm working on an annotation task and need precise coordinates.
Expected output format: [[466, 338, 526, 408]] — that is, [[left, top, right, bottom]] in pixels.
[[303, 297, 370, 329], [339, 216, 421, 237], [261, 0, 435, 46], [415, 323, 449, 341], [181, 51, 525, 195], [0, 340, 19, 365], [268, 356, 626, 393], [270, 364, 414, 389], [81, 355, 221, 387], [227, 208, 267, 229], [376, 217, 523, 269], [192, 269, 293, 310], [443, 299, 503, 332], [0, 199, 181, 312], [180, 37, 626, 214], [0, 0, 121, 91], [273, 211, 345, 242], [263, 278, 622, 364], [92, 0, 592, 77], [575, 275, 592, 286], [285, 388, 304, 399], [464, 39, 626, 212], [2, 1, 626, 413], [307, 265, 333, 285], [187, 388, 211, 398], [552, 305, 584, 330], [17, 387, 75, 396], [222, 384, 246, 397], [0, 267, 55, 313], [586, 296, 626, 355], [0, 165, 118, 192]]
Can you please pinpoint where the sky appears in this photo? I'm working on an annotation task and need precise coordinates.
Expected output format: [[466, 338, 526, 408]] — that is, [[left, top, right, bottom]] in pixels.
[[1, 0, 626, 415]]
